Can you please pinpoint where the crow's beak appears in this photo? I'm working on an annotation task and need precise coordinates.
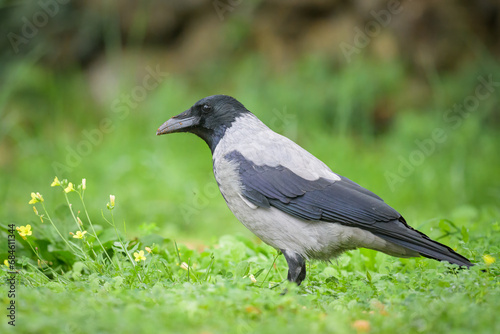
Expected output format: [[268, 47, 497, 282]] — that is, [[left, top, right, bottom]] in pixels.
[[156, 109, 199, 135]]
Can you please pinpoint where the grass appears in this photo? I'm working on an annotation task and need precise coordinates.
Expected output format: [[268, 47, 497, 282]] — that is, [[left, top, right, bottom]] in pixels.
[[1, 55, 500, 333], [1, 177, 499, 333]]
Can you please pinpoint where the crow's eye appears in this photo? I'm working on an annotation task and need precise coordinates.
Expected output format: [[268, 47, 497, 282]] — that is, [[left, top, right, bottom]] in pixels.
[[202, 104, 212, 113]]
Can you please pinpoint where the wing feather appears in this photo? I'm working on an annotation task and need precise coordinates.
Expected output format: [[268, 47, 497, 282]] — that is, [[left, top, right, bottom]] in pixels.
[[226, 150, 472, 267]]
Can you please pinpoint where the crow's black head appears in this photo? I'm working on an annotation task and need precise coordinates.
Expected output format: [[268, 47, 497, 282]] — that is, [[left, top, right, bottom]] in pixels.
[[157, 95, 250, 152]]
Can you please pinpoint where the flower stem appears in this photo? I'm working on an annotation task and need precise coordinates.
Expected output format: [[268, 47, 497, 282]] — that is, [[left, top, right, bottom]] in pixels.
[[41, 203, 84, 259], [78, 193, 114, 265], [259, 252, 280, 288], [25, 239, 58, 277], [63, 192, 83, 232], [101, 209, 142, 282]]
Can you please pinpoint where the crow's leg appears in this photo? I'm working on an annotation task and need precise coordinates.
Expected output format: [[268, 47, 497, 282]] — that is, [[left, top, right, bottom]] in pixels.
[[281, 249, 306, 285]]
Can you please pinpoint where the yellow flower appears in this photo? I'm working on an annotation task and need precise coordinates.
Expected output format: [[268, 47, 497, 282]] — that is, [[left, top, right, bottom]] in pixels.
[[4, 260, 9, 268], [82, 178, 86, 190], [51, 176, 61, 187], [145, 247, 152, 254], [28, 192, 44, 204], [16, 225, 32, 238], [483, 254, 495, 266], [33, 206, 38, 215], [134, 250, 146, 262], [64, 182, 74, 193], [249, 274, 257, 283], [73, 231, 87, 239]]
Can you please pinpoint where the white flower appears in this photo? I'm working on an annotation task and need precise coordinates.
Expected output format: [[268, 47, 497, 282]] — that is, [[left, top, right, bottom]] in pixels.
[[107, 195, 115, 210]]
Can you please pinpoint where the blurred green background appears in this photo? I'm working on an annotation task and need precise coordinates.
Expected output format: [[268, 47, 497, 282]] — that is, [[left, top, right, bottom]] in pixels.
[[1, 0, 499, 245]]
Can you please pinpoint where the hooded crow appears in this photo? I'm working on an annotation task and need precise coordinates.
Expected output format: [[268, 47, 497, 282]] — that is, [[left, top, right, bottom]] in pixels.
[[157, 95, 473, 285]]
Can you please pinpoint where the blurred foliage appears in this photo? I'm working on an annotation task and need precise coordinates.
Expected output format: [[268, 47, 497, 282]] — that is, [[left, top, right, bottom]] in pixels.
[[1, 55, 499, 242], [0, 0, 499, 240]]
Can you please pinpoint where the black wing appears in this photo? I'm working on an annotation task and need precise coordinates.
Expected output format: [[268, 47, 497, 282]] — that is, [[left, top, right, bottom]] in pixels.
[[227, 150, 472, 267]]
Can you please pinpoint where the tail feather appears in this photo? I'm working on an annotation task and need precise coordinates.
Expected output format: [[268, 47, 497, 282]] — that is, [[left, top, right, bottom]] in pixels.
[[371, 218, 473, 268]]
